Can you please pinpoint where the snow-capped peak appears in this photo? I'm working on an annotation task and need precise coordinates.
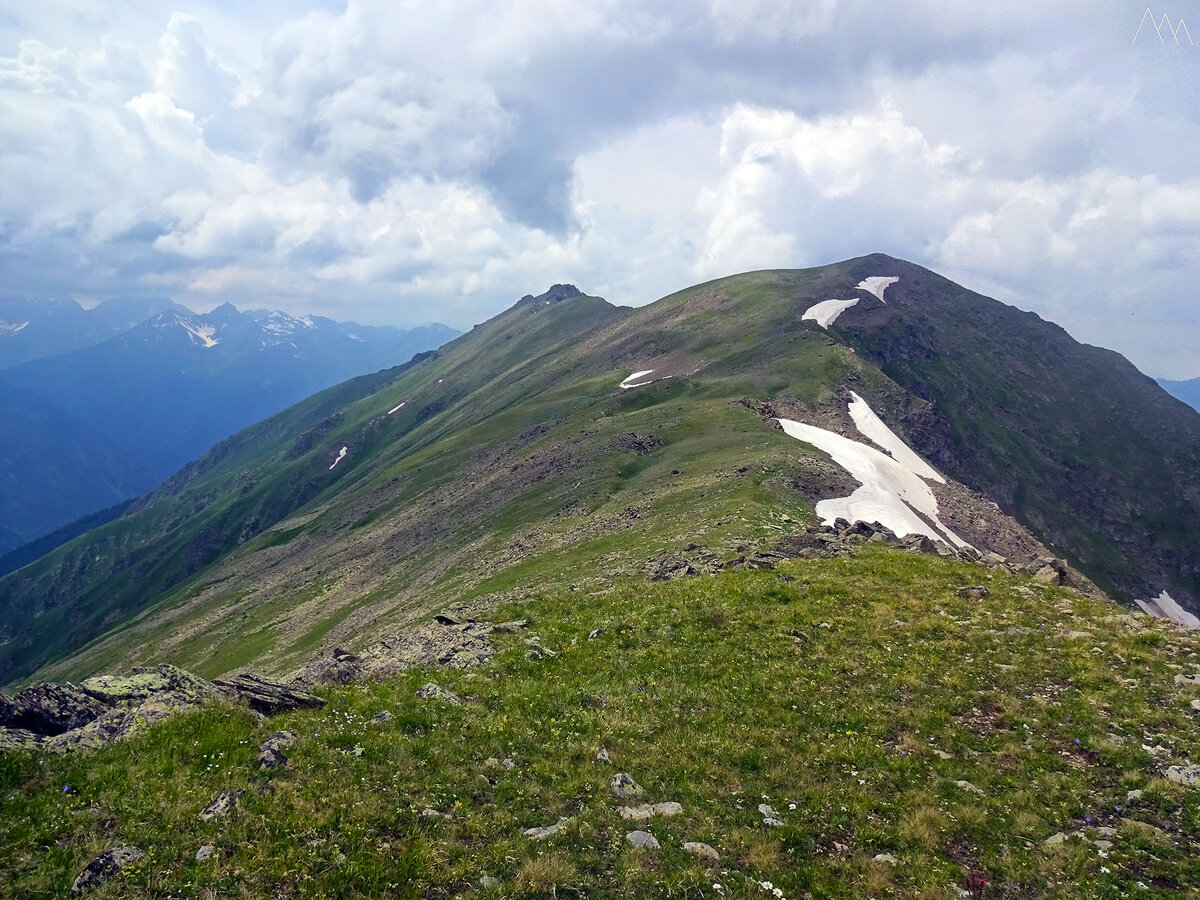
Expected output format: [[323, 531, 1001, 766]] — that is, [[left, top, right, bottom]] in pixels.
[[0, 318, 30, 337]]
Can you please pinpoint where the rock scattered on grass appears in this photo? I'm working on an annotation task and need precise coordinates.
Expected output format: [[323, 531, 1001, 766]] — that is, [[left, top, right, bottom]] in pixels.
[[1127, 789, 1144, 801], [524, 817, 571, 840], [758, 803, 783, 826], [596, 746, 611, 762], [416, 683, 463, 705], [873, 853, 899, 865], [479, 875, 501, 888], [198, 789, 243, 822], [618, 802, 682, 819], [1165, 764, 1200, 786], [196, 845, 216, 861], [609, 773, 644, 798], [956, 586, 990, 600], [258, 730, 296, 770], [71, 846, 144, 894], [955, 780, 985, 795], [683, 841, 720, 863], [490, 620, 528, 634], [524, 639, 557, 660], [625, 830, 660, 849], [370, 710, 394, 723]]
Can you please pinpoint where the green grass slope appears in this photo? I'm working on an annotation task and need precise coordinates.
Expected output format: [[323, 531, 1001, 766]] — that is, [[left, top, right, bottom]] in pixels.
[[3, 549, 1199, 898]]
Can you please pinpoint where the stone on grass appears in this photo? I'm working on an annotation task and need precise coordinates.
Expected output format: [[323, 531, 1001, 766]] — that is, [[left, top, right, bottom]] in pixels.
[[416, 683, 463, 705], [609, 772, 644, 798], [873, 853, 898, 865], [758, 803, 784, 826], [490, 620, 528, 634], [258, 730, 296, 770], [625, 830, 660, 849], [683, 841, 720, 863], [524, 817, 571, 840], [71, 846, 144, 894], [1165, 764, 1200, 786], [596, 746, 611, 763], [956, 586, 989, 600], [259, 746, 287, 770], [955, 780, 985, 795], [196, 844, 216, 861], [618, 802, 682, 819], [479, 875, 501, 888], [198, 789, 243, 821], [370, 710, 394, 723], [421, 808, 449, 821], [1127, 789, 1144, 801]]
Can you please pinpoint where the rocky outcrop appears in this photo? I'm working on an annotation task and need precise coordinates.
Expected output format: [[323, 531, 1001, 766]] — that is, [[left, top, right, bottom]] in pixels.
[[2, 682, 109, 735], [293, 615, 526, 686], [773, 520, 1099, 595], [212, 673, 325, 715], [2, 665, 323, 753]]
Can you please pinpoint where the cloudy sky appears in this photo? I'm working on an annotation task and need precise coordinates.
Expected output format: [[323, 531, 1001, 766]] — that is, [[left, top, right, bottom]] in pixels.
[[2, 1, 1199, 377]]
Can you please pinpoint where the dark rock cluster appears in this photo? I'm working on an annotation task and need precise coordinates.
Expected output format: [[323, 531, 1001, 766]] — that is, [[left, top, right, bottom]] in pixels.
[[0, 664, 323, 752]]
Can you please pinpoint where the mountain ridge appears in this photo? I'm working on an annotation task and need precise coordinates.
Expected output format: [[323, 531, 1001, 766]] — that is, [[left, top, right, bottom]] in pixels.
[[1, 258, 1197, 690]]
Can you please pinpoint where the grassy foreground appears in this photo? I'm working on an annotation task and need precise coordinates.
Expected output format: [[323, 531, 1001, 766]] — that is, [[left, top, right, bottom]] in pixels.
[[3, 546, 1199, 898]]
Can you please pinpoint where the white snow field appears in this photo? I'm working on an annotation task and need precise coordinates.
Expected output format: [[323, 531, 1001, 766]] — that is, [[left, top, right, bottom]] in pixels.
[[1135, 590, 1200, 628], [329, 446, 348, 470], [387, 401, 406, 414], [777, 396, 969, 547], [620, 370, 656, 390], [857, 276, 899, 301], [847, 391, 944, 482], [802, 297, 860, 328], [180, 320, 219, 348], [0, 318, 29, 336]]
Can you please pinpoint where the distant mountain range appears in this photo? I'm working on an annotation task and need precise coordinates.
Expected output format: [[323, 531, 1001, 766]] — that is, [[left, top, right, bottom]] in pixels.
[[0, 297, 184, 369], [1158, 377, 1200, 414], [0, 300, 457, 555]]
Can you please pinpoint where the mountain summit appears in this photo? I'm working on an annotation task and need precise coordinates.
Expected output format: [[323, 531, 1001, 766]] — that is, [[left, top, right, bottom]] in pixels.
[[1, 255, 1198, 688]]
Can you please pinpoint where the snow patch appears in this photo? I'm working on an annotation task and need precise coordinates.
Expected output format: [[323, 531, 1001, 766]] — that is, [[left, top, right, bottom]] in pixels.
[[329, 446, 348, 470], [1135, 590, 1200, 628], [262, 311, 305, 336], [620, 370, 656, 390], [857, 276, 899, 301], [802, 298, 860, 328], [180, 320, 218, 348], [0, 318, 29, 336], [777, 398, 969, 548], [387, 401, 406, 415], [847, 392, 943, 483]]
